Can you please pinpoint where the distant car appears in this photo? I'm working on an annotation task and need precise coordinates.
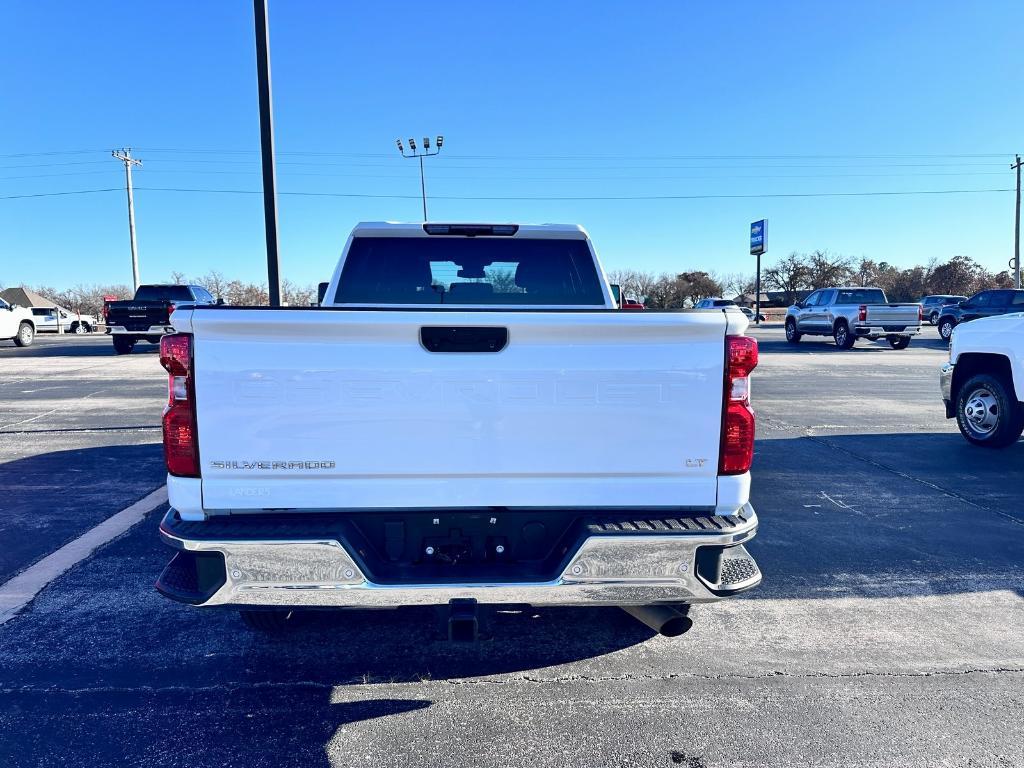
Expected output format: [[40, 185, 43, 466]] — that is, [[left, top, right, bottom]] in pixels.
[[920, 294, 967, 325], [739, 307, 765, 322], [940, 313, 1024, 447], [104, 284, 220, 354], [30, 306, 98, 334], [0, 297, 36, 347], [937, 289, 1024, 342], [694, 298, 737, 309]]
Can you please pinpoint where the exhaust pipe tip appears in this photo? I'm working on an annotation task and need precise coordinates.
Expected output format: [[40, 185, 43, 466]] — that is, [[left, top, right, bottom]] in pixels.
[[621, 604, 693, 637], [658, 614, 694, 638]]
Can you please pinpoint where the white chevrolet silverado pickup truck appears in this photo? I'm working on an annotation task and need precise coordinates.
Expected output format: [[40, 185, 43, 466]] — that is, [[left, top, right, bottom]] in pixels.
[[155, 222, 761, 638]]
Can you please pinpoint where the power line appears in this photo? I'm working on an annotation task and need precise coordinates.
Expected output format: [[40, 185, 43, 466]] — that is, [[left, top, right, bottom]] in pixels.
[[0, 149, 107, 160], [0, 188, 121, 199], [0, 160, 111, 170], [132, 146, 1019, 161], [128, 186, 1015, 201], [1, 186, 1014, 202]]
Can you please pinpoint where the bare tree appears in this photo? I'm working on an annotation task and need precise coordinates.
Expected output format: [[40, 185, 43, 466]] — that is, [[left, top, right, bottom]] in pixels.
[[721, 271, 755, 299], [677, 271, 724, 305], [281, 278, 316, 307], [762, 252, 810, 304], [169, 270, 186, 285], [805, 250, 854, 289], [224, 280, 269, 306], [606, 269, 658, 303], [195, 270, 228, 300]]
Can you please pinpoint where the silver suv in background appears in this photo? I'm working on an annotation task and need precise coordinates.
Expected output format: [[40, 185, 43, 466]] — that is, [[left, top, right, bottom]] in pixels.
[[920, 294, 967, 325], [785, 287, 922, 350]]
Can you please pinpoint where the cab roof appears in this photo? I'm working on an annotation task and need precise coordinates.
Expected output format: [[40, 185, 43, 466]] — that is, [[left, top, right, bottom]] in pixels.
[[351, 222, 589, 239]]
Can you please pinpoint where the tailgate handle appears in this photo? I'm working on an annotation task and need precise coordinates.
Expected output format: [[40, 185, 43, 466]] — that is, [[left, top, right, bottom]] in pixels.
[[420, 326, 508, 353]]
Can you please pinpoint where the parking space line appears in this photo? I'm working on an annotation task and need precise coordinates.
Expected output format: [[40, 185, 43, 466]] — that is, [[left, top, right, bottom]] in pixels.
[[0, 486, 168, 625]]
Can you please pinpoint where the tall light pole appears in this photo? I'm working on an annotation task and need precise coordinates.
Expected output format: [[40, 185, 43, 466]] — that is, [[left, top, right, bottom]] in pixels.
[[253, 0, 282, 306], [112, 148, 142, 291], [1013, 154, 1022, 290], [397, 136, 443, 221]]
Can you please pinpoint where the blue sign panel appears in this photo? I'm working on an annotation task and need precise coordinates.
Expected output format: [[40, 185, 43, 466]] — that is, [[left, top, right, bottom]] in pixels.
[[750, 219, 766, 256]]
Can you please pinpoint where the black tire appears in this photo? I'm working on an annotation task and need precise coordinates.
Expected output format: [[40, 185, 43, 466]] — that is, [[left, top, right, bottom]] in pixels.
[[887, 335, 911, 349], [784, 318, 801, 343], [13, 322, 34, 347], [939, 317, 956, 341], [929, 311, 939, 325], [146, 336, 162, 344], [239, 610, 297, 632], [82, 323, 93, 333], [955, 373, 1024, 448], [833, 321, 855, 349], [112, 336, 135, 355], [72, 322, 86, 335]]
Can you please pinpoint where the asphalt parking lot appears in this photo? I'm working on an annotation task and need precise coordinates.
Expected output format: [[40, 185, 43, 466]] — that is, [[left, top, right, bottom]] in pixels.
[[1, 328, 1022, 767]]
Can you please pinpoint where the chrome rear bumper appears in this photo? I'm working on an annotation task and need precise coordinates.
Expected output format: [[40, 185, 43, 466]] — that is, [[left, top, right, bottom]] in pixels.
[[157, 506, 761, 608]]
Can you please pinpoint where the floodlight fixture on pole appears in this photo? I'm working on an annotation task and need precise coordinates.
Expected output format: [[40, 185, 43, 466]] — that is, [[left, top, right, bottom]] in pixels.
[[396, 134, 444, 221]]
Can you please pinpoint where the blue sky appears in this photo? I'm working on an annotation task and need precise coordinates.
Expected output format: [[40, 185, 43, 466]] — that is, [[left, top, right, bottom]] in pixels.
[[1, 1, 1021, 289]]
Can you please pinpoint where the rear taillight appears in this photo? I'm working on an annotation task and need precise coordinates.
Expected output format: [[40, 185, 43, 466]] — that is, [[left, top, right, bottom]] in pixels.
[[719, 335, 758, 475], [102, 303, 109, 321], [159, 333, 199, 477], [858, 304, 867, 322], [918, 304, 923, 322], [167, 302, 177, 315]]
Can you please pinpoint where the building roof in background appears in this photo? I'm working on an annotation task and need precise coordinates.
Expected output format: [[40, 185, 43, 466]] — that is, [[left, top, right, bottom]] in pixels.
[[0, 286, 59, 309]]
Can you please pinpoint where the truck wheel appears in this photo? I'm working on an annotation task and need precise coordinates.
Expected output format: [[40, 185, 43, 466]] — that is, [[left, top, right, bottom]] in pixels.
[[833, 321, 855, 349], [239, 610, 296, 632], [887, 335, 911, 349], [929, 311, 939, 325], [112, 336, 135, 355], [956, 373, 1024, 448], [13, 322, 34, 347], [784, 319, 801, 343], [939, 318, 955, 341], [72, 322, 86, 334]]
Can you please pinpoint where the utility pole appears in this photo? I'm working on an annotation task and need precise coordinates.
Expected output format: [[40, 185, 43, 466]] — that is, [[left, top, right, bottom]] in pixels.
[[253, 0, 282, 306], [396, 136, 443, 220], [1013, 154, 1022, 290], [112, 148, 142, 291]]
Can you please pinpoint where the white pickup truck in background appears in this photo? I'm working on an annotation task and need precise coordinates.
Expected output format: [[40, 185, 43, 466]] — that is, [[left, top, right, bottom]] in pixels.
[[155, 222, 761, 638]]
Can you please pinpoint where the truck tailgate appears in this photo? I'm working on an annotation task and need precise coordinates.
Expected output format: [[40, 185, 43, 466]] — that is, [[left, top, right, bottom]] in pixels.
[[186, 309, 729, 511], [864, 304, 920, 324]]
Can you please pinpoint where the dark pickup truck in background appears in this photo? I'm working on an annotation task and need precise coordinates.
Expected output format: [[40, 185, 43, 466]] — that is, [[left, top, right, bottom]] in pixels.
[[937, 289, 1024, 342], [104, 284, 219, 354]]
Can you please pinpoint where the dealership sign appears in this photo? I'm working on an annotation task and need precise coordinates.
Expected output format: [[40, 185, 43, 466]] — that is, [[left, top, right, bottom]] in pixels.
[[750, 219, 766, 256]]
